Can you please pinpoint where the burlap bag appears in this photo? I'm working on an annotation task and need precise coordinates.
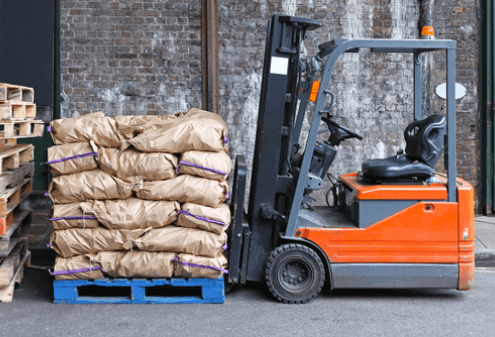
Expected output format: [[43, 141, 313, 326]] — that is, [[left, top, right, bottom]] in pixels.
[[125, 226, 227, 258], [47, 169, 142, 204], [80, 198, 179, 230], [177, 203, 230, 235], [136, 175, 229, 208], [50, 111, 123, 147], [88, 251, 175, 278], [121, 109, 228, 153], [50, 203, 99, 230], [50, 227, 145, 258], [174, 253, 228, 279], [96, 147, 177, 181], [178, 150, 231, 181], [51, 255, 104, 281], [46, 142, 98, 175]]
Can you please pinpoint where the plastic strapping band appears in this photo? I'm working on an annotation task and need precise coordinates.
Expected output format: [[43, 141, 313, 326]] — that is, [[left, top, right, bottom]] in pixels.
[[226, 192, 230, 199], [223, 134, 228, 144], [176, 161, 226, 175], [177, 210, 228, 226], [44, 192, 50, 197], [223, 243, 227, 250], [47, 126, 52, 132], [173, 257, 228, 274], [46, 243, 51, 247], [49, 266, 104, 276], [40, 152, 98, 165], [49, 216, 97, 221]]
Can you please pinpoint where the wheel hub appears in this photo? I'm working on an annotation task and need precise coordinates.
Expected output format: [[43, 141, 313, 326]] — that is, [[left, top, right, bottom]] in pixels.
[[279, 259, 312, 291]]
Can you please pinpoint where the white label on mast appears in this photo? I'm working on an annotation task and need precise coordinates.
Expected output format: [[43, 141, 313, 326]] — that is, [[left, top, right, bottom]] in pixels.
[[270, 57, 289, 75]]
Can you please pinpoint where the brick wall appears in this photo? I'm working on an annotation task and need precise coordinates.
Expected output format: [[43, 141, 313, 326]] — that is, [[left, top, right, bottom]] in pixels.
[[60, 0, 480, 206], [60, 0, 202, 118]]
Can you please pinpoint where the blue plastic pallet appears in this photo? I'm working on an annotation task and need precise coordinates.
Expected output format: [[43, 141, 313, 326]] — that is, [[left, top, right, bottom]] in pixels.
[[53, 277, 225, 304]]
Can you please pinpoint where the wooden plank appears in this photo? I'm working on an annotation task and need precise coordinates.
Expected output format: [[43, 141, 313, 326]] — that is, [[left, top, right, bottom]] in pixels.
[[0, 250, 30, 302], [0, 179, 32, 217], [0, 120, 44, 139], [0, 84, 35, 103], [0, 102, 36, 120], [0, 239, 27, 287], [0, 163, 35, 196], [0, 210, 32, 256]]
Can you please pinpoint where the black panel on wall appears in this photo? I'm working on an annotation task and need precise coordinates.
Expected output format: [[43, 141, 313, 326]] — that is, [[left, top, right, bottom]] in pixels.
[[0, 1, 54, 106]]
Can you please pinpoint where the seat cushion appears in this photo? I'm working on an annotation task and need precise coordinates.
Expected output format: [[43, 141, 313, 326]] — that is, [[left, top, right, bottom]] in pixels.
[[362, 154, 434, 180]]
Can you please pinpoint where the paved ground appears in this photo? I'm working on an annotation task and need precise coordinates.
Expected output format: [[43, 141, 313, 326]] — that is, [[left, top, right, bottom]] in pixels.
[[0, 267, 494, 337], [475, 217, 495, 267]]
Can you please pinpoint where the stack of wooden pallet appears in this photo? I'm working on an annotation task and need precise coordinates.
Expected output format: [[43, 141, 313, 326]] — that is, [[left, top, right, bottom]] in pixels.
[[0, 83, 42, 302]]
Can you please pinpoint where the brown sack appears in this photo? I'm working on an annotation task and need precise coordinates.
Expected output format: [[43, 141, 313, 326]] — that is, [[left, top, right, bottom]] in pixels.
[[174, 253, 228, 279], [177, 203, 230, 235], [88, 251, 175, 278], [50, 111, 123, 147], [122, 108, 228, 153], [46, 142, 98, 175], [50, 227, 145, 258], [51, 203, 99, 230], [52, 255, 104, 281], [127, 226, 227, 258], [114, 114, 179, 139], [80, 198, 179, 230], [47, 169, 142, 204], [96, 147, 177, 181], [136, 175, 229, 208], [178, 150, 231, 181]]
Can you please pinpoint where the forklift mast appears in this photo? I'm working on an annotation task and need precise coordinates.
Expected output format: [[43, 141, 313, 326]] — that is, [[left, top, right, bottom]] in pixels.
[[245, 16, 321, 282]]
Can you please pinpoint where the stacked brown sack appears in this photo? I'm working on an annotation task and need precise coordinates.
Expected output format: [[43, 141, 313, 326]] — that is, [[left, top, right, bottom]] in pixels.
[[46, 109, 230, 280]]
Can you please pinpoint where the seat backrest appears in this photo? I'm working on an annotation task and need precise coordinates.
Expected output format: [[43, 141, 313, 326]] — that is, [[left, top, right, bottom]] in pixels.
[[404, 114, 447, 167]]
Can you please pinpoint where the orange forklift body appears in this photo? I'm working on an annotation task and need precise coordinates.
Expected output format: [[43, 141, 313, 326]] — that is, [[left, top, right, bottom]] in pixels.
[[296, 172, 475, 290]]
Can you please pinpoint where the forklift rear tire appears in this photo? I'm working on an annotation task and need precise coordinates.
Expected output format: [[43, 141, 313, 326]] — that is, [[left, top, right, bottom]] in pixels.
[[265, 243, 325, 304]]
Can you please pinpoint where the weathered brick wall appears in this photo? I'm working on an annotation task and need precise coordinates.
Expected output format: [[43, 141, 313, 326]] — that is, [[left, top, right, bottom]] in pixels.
[[60, 0, 479, 206], [60, 0, 202, 118]]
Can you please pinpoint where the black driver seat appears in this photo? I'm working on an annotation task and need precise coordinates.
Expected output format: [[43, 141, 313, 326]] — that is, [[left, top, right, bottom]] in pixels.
[[362, 114, 447, 181]]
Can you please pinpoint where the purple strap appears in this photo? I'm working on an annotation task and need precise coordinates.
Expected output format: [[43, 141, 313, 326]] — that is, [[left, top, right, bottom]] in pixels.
[[223, 134, 228, 144], [49, 266, 104, 276], [41, 152, 98, 165], [46, 243, 51, 247], [225, 192, 230, 199], [47, 126, 52, 132], [49, 216, 97, 221], [173, 257, 228, 274], [177, 210, 228, 226], [223, 243, 227, 250], [176, 161, 227, 176], [44, 192, 49, 197]]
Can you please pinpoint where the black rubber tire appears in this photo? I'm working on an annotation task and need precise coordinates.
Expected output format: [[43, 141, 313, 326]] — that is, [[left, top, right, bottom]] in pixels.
[[265, 243, 325, 304]]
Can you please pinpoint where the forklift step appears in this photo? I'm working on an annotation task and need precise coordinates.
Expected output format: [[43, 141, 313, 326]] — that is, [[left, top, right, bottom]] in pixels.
[[53, 277, 225, 304]]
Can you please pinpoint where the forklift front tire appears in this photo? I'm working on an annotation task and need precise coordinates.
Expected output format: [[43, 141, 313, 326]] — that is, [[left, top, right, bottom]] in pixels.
[[265, 243, 325, 304]]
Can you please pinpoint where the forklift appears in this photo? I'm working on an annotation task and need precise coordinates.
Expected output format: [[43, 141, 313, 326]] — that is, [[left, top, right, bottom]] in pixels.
[[227, 15, 474, 303]]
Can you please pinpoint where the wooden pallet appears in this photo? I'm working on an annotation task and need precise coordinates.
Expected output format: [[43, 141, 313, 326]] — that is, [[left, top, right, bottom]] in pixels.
[[0, 83, 34, 103], [0, 144, 34, 175], [0, 239, 31, 303], [0, 210, 32, 257], [0, 162, 34, 196], [53, 277, 225, 304], [0, 179, 32, 235], [0, 120, 43, 139], [0, 102, 36, 120]]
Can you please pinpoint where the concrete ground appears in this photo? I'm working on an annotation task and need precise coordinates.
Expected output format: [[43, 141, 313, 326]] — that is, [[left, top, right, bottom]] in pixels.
[[0, 267, 494, 337], [475, 217, 495, 267]]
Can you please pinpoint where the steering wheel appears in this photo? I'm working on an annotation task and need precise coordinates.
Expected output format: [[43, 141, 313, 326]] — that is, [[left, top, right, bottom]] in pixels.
[[321, 115, 363, 146]]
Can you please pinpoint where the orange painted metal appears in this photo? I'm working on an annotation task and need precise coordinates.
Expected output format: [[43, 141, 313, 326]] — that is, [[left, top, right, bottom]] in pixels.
[[339, 172, 448, 200], [297, 173, 475, 289], [457, 178, 475, 290], [297, 201, 459, 263]]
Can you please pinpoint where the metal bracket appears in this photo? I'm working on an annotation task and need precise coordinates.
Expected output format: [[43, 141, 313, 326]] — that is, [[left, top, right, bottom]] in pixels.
[[305, 174, 323, 190]]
